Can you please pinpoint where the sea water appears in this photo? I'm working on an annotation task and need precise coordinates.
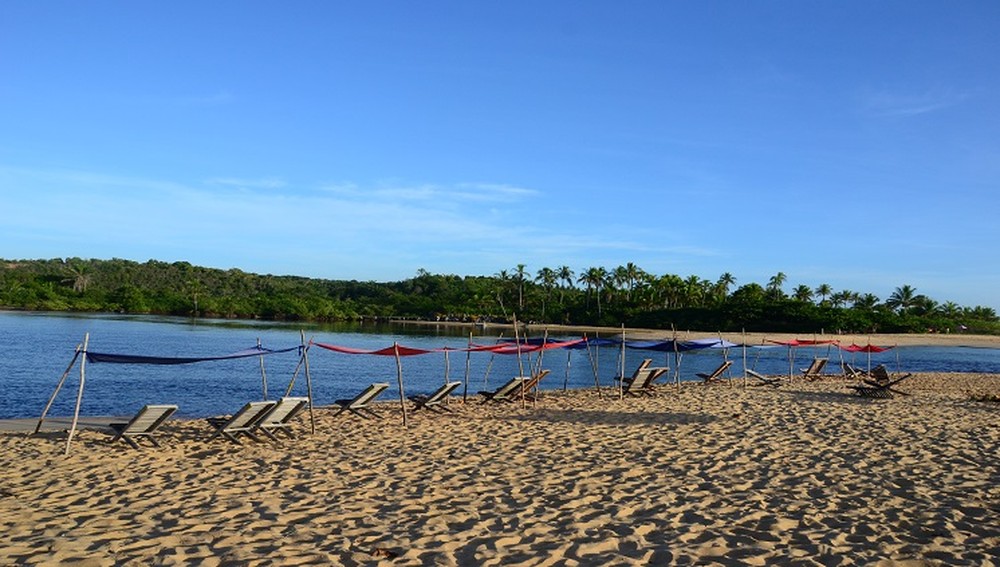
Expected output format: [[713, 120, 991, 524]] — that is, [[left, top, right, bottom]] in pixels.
[[1, 310, 999, 419]]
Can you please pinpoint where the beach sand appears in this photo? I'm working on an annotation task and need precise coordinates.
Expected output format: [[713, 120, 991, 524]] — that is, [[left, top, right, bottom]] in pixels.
[[2, 373, 998, 566]]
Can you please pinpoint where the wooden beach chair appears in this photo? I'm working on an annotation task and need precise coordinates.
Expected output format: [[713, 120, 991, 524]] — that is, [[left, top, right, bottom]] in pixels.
[[696, 360, 733, 385], [257, 397, 310, 440], [510, 369, 552, 402], [206, 400, 277, 444], [613, 359, 652, 386], [332, 383, 390, 419], [746, 369, 781, 387], [841, 362, 867, 380], [109, 404, 178, 449], [849, 365, 912, 399], [800, 357, 829, 380], [478, 376, 528, 404], [409, 381, 462, 412], [622, 367, 668, 397]]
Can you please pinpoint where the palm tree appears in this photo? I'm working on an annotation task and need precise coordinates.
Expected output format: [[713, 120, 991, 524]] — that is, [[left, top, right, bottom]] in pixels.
[[792, 284, 814, 303], [556, 266, 574, 306], [715, 272, 736, 304], [886, 285, 918, 313], [578, 266, 608, 316], [852, 293, 880, 310], [513, 264, 528, 311], [766, 272, 787, 300], [63, 261, 91, 293], [535, 267, 557, 319], [815, 283, 833, 305]]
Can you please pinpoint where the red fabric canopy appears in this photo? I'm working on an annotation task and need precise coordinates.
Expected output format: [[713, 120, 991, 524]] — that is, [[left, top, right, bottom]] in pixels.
[[310, 338, 586, 356], [839, 343, 893, 353], [767, 339, 838, 347]]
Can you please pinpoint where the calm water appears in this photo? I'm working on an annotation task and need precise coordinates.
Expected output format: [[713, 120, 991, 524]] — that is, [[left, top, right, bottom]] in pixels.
[[2, 311, 999, 419]]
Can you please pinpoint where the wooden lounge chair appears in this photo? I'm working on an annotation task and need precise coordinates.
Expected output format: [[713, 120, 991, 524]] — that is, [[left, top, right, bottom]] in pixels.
[[109, 404, 178, 449], [257, 397, 310, 440], [841, 363, 867, 380], [478, 376, 528, 403], [849, 365, 912, 399], [800, 357, 829, 380], [613, 359, 652, 385], [206, 400, 277, 444], [409, 381, 462, 412], [623, 367, 668, 397], [746, 369, 781, 387], [509, 369, 552, 402], [696, 360, 733, 384], [332, 383, 389, 419]]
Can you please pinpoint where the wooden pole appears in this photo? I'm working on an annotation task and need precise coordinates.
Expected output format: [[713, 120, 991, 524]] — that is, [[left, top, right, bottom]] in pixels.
[[394, 342, 408, 427], [34, 344, 82, 434], [257, 337, 269, 400], [462, 332, 472, 402], [583, 334, 602, 398], [742, 329, 748, 389], [672, 324, 680, 392], [513, 315, 526, 409], [619, 324, 626, 400], [301, 331, 316, 434], [563, 347, 572, 392], [64, 333, 89, 456]]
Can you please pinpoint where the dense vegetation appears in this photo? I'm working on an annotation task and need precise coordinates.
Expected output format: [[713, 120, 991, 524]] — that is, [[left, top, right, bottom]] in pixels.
[[2, 258, 998, 335]]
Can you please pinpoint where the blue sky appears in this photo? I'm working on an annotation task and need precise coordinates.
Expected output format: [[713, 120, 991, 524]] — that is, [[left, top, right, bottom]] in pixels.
[[2, 2, 999, 310]]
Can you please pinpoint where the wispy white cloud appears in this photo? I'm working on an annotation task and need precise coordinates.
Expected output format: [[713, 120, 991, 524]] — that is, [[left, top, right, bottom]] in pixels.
[[0, 165, 730, 280], [862, 88, 968, 117], [205, 177, 287, 189]]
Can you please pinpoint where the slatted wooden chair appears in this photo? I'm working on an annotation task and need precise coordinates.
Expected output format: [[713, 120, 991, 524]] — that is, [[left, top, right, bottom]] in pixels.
[[746, 369, 781, 387], [257, 397, 310, 439], [509, 369, 552, 402], [849, 365, 912, 399], [478, 376, 528, 404], [206, 400, 277, 444], [696, 360, 733, 385], [332, 383, 390, 419], [623, 367, 668, 397], [613, 359, 652, 386], [800, 357, 829, 380], [409, 381, 462, 412], [109, 404, 178, 449]]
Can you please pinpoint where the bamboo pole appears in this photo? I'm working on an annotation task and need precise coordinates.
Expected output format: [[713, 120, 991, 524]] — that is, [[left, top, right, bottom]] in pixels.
[[741, 329, 748, 389], [619, 324, 626, 400], [513, 315, 526, 409], [301, 331, 316, 434], [257, 337, 269, 400], [462, 333, 472, 402], [393, 342, 408, 427], [64, 333, 89, 456], [672, 324, 680, 392], [34, 343, 82, 435], [583, 334, 602, 398]]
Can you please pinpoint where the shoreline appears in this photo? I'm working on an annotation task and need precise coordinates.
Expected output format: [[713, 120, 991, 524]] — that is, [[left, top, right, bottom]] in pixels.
[[394, 319, 1000, 348]]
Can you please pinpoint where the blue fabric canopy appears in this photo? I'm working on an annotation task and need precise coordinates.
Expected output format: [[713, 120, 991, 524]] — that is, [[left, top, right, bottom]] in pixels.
[[86, 344, 300, 365]]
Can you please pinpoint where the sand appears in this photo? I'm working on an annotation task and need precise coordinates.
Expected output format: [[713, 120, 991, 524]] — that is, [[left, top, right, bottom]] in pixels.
[[1, 373, 999, 566]]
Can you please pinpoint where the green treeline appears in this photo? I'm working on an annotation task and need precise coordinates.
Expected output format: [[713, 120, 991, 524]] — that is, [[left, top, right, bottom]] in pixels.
[[1, 258, 997, 335]]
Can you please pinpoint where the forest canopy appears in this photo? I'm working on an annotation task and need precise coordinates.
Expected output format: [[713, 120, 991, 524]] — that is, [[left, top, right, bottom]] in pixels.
[[1, 258, 997, 335]]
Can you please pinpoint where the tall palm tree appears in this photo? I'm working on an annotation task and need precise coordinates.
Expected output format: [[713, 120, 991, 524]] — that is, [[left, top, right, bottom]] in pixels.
[[578, 266, 608, 316], [815, 283, 833, 305], [886, 285, 918, 313], [715, 272, 736, 303], [766, 272, 787, 300], [792, 284, 814, 303], [556, 266, 574, 306], [513, 264, 529, 311], [535, 267, 557, 319]]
